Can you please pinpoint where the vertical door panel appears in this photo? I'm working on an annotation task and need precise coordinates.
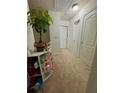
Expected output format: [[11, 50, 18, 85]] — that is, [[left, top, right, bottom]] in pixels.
[[80, 9, 97, 65], [83, 14, 97, 46]]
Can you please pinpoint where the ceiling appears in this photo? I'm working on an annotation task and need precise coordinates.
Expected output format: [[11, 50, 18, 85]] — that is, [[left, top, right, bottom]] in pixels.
[[28, 0, 90, 20]]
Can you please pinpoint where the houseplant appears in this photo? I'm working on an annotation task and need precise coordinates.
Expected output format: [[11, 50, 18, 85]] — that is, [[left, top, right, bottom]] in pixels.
[[27, 7, 53, 51]]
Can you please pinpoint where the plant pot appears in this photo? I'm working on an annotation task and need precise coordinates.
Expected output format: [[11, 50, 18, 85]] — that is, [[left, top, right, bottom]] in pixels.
[[36, 47, 44, 52], [34, 42, 45, 52]]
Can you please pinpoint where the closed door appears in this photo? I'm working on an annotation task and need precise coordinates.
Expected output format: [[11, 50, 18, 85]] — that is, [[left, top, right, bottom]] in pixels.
[[80, 9, 97, 65], [60, 26, 68, 48]]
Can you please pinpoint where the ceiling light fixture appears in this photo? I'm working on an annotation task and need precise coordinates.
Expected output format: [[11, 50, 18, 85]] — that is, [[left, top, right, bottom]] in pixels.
[[72, 3, 78, 11]]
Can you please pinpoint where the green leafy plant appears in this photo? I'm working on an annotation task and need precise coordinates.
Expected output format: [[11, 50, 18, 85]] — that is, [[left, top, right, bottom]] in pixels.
[[27, 7, 53, 43]]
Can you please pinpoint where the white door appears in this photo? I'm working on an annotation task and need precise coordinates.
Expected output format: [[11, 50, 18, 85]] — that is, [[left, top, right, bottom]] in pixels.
[[60, 26, 68, 48], [73, 20, 80, 56], [79, 9, 97, 65]]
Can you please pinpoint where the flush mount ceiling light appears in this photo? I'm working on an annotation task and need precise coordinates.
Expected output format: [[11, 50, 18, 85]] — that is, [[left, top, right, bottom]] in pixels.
[[72, 3, 79, 11]]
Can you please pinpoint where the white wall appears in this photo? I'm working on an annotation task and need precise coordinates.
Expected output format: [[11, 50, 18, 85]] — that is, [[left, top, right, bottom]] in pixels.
[[60, 21, 69, 26], [49, 11, 61, 54], [27, 4, 35, 51], [68, 0, 97, 55], [68, 19, 74, 51], [27, 24, 35, 51]]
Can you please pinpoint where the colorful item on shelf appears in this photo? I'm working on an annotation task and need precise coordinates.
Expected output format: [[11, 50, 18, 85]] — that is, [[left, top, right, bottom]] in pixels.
[[27, 51, 53, 93], [30, 76, 44, 92], [34, 62, 38, 69]]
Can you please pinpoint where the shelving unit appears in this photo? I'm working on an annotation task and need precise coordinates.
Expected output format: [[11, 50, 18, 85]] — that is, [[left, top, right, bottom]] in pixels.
[[27, 49, 53, 92]]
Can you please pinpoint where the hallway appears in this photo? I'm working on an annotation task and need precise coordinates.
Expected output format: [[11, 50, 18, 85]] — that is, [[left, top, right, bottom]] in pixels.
[[38, 49, 91, 93]]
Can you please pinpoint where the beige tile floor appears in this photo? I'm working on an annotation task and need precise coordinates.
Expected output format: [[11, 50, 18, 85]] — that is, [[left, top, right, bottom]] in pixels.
[[38, 49, 91, 93]]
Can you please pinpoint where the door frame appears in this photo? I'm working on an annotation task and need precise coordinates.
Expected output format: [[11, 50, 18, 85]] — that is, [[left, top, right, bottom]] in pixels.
[[60, 25, 68, 48], [79, 8, 97, 65], [73, 19, 81, 56]]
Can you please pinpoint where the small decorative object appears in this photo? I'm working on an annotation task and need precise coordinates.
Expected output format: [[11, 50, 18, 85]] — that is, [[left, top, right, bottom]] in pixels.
[[27, 7, 53, 52]]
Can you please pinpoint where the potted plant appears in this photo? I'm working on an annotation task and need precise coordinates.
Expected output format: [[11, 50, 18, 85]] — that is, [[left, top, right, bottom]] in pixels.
[[27, 7, 53, 52]]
